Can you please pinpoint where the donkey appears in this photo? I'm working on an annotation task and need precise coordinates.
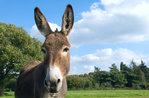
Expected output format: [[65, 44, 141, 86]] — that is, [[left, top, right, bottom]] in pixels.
[[15, 4, 74, 98]]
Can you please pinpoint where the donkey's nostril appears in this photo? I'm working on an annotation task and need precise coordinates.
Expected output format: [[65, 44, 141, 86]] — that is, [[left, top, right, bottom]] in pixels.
[[44, 80, 48, 87], [57, 79, 60, 83]]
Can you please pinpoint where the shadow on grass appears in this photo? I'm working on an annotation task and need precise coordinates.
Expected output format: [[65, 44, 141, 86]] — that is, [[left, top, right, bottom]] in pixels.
[[4, 92, 14, 96]]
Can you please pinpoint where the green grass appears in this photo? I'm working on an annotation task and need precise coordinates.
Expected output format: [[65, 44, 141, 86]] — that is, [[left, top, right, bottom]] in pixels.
[[0, 90, 149, 98], [66, 90, 149, 98], [0, 92, 14, 98]]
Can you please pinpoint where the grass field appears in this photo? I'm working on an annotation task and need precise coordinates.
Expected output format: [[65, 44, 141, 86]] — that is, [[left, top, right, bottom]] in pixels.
[[0, 90, 149, 98], [66, 90, 149, 98]]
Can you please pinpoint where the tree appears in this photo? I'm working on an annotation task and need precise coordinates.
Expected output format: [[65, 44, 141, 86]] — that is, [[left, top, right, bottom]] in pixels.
[[93, 67, 101, 84], [94, 67, 111, 88], [139, 60, 149, 88], [132, 62, 147, 89], [67, 75, 86, 89], [120, 62, 134, 87], [110, 64, 127, 88], [79, 73, 94, 89], [66, 61, 149, 90], [0, 22, 43, 95]]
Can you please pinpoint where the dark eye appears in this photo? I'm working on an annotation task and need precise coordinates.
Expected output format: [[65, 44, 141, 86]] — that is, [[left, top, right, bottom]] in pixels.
[[63, 47, 69, 52], [41, 48, 46, 54]]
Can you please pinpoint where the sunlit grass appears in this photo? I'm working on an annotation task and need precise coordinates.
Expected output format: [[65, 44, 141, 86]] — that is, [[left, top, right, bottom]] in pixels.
[[0, 92, 14, 98], [66, 90, 149, 98], [0, 90, 149, 98]]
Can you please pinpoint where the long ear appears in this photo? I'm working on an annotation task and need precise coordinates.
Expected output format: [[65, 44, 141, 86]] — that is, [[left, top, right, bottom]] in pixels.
[[34, 7, 52, 36], [61, 4, 74, 36]]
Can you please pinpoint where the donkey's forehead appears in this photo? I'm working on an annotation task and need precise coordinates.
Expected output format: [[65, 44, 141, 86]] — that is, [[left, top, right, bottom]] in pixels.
[[44, 32, 70, 47]]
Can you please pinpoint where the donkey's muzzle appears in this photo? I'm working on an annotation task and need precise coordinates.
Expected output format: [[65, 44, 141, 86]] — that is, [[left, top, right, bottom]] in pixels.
[[45, 66, 63, 93], [44, 79, 61, 93], [49, 81, 57, 93]]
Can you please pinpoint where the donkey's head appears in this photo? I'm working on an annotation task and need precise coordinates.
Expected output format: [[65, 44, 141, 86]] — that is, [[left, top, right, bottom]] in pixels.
[[34, 4, 74, 93]]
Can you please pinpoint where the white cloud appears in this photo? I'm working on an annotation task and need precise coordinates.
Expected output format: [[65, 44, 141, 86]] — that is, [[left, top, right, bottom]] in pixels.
[[69, 66, 77, 75], [30, 22, 61, 42], [30, 0, 149, 47], [69, 0, 149, 47], [101, 0, 124, 6], [84, 65, 95, 72], [70, 48, 149, 74]]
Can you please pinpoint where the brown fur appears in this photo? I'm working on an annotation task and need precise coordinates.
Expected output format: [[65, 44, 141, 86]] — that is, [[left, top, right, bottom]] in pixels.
[[43, 32, 70, 77], [15, 4, 74, 98], [15, 61, 67, 98]]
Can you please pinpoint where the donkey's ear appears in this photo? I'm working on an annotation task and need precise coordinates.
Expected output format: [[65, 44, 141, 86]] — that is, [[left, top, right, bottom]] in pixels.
[[61, 4, 74, 36], [34, 7, 52, 36]]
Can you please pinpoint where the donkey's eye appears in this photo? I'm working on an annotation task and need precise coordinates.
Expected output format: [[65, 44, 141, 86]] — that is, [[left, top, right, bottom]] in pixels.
[[63, 47, 69, 52], [41, 48, 46, 54]]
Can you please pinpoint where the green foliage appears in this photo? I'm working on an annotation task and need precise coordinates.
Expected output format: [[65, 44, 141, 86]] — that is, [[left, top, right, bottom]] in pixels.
[[132, 61, 147, 89], [67, 75, 86, 89], [5, 79, 16, 91], [110, 64, 127, 88], [67, 60, 149, 90], [0, 22, 43, 95], [94, 67, 111, 87]]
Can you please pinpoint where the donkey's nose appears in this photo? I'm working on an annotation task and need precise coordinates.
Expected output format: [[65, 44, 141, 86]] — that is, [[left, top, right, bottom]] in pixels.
[[50, 78, 61, 93], [45, 66, 63, 93], [50, 81, 57, 93]]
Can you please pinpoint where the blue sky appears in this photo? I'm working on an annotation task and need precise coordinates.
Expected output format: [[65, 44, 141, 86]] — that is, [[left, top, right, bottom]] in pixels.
[[0, 0, 98, 32], [1, 0, 149, 74]]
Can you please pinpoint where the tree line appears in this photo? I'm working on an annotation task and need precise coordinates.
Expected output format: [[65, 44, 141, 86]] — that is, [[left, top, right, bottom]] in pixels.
[[5, 60, 149, 91], [67, 61, 149, 90]]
